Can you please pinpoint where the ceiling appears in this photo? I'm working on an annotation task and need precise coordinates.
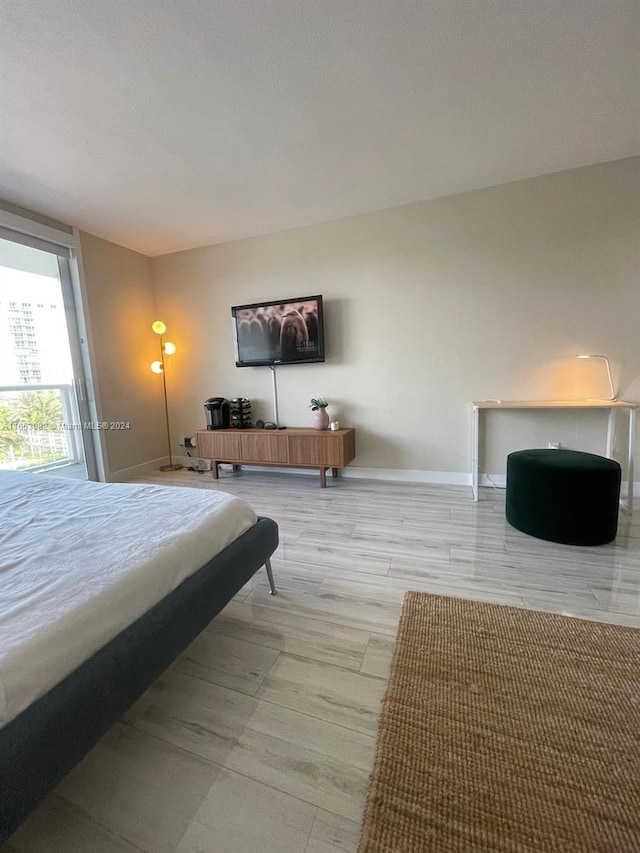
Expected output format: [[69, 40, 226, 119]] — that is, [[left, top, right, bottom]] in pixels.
[[1, 1, 638, 256]]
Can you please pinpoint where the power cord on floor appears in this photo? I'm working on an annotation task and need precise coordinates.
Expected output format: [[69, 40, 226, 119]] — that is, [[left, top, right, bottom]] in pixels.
[[183, 447, 205, 474], [477, 463, 504, 491]]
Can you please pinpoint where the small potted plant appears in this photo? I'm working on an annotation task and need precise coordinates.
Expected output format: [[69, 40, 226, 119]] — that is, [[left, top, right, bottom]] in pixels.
[[310, 397, 330, 430]]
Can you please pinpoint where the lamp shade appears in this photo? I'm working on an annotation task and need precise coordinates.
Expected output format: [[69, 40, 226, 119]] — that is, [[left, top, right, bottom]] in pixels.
[[152, 320, 167, 335], [163, 341, 176, 356], [575, 354, 616, 401], [150, 360, 163, 374]]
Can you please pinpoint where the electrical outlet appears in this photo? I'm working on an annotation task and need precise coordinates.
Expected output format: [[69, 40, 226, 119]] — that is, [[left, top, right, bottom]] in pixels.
[[548, 441, 561, 450]]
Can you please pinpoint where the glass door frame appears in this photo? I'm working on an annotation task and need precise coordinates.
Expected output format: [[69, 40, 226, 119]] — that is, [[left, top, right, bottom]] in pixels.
[[58, 255, 99, 480], [0, 207, 103, 480]]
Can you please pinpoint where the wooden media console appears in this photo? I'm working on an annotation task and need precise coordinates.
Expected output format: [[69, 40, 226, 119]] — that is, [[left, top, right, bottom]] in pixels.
[[195, 427, 356, 487]]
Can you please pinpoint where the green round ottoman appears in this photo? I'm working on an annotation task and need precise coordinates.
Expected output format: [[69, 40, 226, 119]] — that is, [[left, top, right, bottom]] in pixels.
[[506, 449, 621, 545]]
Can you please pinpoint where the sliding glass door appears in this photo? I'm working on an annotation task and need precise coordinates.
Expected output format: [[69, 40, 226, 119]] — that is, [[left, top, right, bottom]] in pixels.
[[0, 237, 96, 479]]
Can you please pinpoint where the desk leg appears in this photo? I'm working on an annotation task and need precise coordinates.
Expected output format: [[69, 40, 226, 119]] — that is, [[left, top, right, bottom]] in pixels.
[[627, 408, 635, 513], [471, 406, 479, 501], [606, 410, 614, 458]]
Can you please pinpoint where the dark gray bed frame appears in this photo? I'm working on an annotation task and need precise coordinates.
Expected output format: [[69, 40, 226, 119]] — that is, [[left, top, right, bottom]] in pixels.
[[0, 515, 278, 844]]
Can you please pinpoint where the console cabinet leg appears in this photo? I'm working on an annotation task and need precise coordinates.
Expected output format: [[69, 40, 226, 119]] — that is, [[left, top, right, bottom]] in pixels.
[[319, 467, 327, 488], [212, 462, 219, 480], [332, 467, 338, 478]]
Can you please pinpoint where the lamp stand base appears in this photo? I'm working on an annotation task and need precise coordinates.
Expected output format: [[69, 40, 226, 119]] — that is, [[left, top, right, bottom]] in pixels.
[[160, 464, 183, 472]]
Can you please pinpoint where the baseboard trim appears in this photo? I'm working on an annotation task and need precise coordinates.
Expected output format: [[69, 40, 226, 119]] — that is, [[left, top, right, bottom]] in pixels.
[[197, 463, 471, 487], [112, 459, 640, 498], [108, 457, 169, 482], [340, 467, 471, 486]]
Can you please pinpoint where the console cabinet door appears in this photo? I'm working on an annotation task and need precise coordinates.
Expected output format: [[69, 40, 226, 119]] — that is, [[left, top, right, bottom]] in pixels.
[[196, 432, 241, 460], [288, 434, 344, 466], [240, 433, 288, 463]]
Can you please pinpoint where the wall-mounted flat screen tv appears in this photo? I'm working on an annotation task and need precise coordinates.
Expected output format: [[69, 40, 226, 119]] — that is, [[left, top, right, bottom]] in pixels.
[[231, 295, 325, 367]]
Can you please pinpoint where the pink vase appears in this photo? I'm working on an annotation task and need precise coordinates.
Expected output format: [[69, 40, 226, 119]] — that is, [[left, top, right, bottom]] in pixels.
[[312, 408, 330, 430]]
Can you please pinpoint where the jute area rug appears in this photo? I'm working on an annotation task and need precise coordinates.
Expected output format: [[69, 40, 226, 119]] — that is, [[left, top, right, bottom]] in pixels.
[[358, 592, 639, 853]]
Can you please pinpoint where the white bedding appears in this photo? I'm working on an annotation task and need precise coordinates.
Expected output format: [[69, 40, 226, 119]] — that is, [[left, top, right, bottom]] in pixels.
[[0, 471, 257, 728]]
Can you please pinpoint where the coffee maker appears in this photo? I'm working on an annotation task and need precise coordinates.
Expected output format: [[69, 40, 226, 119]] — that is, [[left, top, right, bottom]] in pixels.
[[204, 397, 230, 430]]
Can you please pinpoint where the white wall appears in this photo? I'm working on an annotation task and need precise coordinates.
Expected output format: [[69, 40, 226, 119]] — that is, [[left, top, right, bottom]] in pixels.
[[78, 231, 167, 478], [150, 158, 639, 484]]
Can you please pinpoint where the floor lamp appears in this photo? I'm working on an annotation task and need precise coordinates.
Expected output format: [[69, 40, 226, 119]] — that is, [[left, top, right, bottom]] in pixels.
[[576, 354, 617, 402], [151, 320, 182, 471]]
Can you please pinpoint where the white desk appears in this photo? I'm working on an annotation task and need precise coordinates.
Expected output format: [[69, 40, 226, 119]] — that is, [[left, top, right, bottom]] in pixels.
[[471, 400, 637, 510]]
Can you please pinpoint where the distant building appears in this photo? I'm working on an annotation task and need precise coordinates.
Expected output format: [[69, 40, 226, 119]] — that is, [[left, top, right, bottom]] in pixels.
[[0, 267, 73, 386]]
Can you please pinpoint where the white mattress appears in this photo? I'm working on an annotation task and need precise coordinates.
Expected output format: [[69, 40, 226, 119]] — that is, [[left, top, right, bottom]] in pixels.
[[0, 471, 257, 728]]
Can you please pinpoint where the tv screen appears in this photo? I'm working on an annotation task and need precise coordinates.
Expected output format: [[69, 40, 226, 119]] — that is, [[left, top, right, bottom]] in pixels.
[[231, 295, 325, 367]]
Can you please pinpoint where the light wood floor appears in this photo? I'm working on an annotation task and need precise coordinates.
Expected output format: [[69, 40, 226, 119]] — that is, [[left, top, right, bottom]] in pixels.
[[7, 470, 640, 853]]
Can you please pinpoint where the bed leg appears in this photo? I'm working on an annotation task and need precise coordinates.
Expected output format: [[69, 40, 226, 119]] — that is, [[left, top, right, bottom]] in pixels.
[[265, 558, 277, 595]]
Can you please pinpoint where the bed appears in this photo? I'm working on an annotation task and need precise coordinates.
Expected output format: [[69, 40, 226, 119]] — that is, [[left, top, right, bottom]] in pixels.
[[0, 471, 278, 843]]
